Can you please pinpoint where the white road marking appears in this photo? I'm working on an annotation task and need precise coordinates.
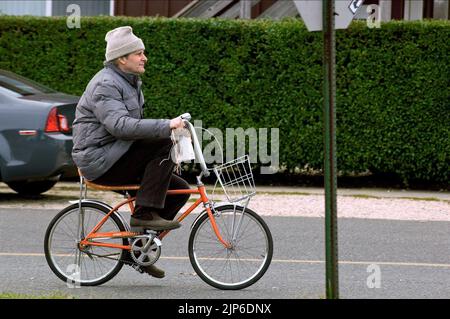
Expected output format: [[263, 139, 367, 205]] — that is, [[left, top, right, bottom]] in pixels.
[[1, 252, 450, 269]]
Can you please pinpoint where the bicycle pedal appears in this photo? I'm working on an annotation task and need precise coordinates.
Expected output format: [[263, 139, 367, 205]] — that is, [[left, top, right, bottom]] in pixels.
[[130, 226, 146, 233], [131, 264, 144, 274], [144, 229, 159, 235], [130, 227, 160, 236]]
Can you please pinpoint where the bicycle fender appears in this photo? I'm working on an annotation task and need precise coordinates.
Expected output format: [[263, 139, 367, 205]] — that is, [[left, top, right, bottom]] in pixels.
[[68, 199, 131, 232]]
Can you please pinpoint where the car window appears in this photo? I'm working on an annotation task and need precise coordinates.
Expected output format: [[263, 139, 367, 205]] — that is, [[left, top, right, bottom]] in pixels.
[[0, 86, 21, 99], [0, 70, 57, 96]]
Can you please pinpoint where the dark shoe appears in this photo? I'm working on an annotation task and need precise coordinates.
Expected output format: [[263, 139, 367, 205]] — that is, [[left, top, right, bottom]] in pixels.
[[130, 212, 181, 231], [142, 264, 165, 278], [123, 253, 165, 279]]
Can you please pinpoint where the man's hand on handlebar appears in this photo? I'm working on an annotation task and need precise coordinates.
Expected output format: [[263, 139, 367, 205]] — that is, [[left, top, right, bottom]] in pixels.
[[169, 117, 185, 130]]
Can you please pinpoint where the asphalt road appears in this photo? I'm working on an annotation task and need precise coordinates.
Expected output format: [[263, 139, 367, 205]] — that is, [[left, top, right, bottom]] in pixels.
[[0, 207, 449, 299]]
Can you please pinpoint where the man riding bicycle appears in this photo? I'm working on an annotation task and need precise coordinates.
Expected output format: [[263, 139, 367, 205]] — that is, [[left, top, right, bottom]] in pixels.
[[72, 26, 190, 279]]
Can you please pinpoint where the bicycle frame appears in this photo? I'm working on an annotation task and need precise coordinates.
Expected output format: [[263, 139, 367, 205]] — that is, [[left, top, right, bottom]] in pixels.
[[78, 183, 232, 252]]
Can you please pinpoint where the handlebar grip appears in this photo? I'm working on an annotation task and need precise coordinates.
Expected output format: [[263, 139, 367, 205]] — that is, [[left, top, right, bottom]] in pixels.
[[180, 113, 191, 121]]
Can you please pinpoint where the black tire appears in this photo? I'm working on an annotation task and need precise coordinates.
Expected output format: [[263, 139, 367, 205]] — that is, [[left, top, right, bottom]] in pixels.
[[44, 202, 127, 286], [6, 180, 57, 195], [188, 205, 273, 290]]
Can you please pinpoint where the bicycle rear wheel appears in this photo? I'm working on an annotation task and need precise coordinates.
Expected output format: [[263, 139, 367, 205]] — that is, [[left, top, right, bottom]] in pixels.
[[188, 205, 273, 290], [44, 202, 127, 286]]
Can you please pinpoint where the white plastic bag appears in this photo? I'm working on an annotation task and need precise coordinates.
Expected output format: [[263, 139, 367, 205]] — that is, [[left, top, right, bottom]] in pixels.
[[170, 127, 195, 165]]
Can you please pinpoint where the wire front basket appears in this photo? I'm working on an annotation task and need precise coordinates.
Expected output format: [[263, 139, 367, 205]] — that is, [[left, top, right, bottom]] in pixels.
[[212, 155, 256, 203]]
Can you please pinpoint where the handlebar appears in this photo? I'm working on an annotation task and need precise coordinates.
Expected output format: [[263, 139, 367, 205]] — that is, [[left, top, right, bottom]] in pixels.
[[179, 113, 210, 177], [180, 113, 192, 121]]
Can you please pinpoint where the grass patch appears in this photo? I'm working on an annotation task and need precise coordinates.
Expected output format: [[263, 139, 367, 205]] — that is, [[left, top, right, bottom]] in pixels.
[[258, 191, 316, 196], [345, 194, 382, 199], [0, 292, 75, 299], [342, 195, 448, 202], [397, 197, 445, 202]]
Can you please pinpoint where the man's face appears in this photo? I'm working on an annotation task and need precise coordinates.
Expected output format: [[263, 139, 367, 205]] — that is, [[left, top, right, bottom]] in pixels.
[[119, 50, 147, 75]]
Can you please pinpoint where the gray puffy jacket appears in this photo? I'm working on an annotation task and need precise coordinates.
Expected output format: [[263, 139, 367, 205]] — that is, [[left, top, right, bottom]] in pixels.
[[72, 63, 171, 180]]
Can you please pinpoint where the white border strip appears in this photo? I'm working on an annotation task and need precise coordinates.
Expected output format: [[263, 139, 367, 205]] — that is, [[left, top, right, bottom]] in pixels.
[[110, 0, 115, 16], [45, 0, 52, 16]]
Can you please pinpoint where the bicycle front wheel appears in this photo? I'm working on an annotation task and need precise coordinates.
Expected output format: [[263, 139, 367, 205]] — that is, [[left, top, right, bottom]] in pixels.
[[44, 202, 127, 286], [188, 205, 273, 290]]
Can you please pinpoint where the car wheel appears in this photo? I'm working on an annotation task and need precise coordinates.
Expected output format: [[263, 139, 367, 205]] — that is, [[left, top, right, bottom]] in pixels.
[[6, 180, 58, 195]]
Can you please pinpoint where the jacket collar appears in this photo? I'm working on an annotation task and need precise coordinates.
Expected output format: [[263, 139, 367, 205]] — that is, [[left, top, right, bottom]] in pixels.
[[104, 61, 141, 88]]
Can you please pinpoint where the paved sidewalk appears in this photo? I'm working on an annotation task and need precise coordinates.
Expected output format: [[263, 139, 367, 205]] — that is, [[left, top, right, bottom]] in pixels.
[[252, 185, 450, 201], [0, 182, 449, 221]]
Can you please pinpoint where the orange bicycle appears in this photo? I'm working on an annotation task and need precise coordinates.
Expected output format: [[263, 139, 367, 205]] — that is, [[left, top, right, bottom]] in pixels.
[[44, 114, 273, 290]]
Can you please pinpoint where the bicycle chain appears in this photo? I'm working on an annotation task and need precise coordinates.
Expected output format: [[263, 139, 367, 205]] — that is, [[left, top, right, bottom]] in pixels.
[[78, 233, 162, 274]]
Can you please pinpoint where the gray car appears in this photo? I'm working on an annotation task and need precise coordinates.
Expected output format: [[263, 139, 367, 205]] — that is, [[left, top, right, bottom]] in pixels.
[[0, 69, 78, 195]]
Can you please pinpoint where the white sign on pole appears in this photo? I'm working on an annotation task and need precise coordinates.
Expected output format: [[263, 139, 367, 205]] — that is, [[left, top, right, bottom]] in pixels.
[[293, 0, 364, 32]]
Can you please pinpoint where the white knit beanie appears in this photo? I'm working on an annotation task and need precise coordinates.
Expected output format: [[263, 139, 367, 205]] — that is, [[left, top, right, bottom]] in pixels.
[[105, 26, 145, 62]]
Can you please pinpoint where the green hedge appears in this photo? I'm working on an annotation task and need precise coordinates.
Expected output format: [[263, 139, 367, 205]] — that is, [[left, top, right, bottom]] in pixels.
[[0, 16, 449, 183]]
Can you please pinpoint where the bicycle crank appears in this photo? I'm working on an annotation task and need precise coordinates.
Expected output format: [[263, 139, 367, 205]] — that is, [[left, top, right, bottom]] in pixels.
[[130, 233, 162, 267]]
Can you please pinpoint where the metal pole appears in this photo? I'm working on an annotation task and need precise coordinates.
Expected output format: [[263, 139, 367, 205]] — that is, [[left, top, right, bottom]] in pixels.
[[323, 0, 339, 299]]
